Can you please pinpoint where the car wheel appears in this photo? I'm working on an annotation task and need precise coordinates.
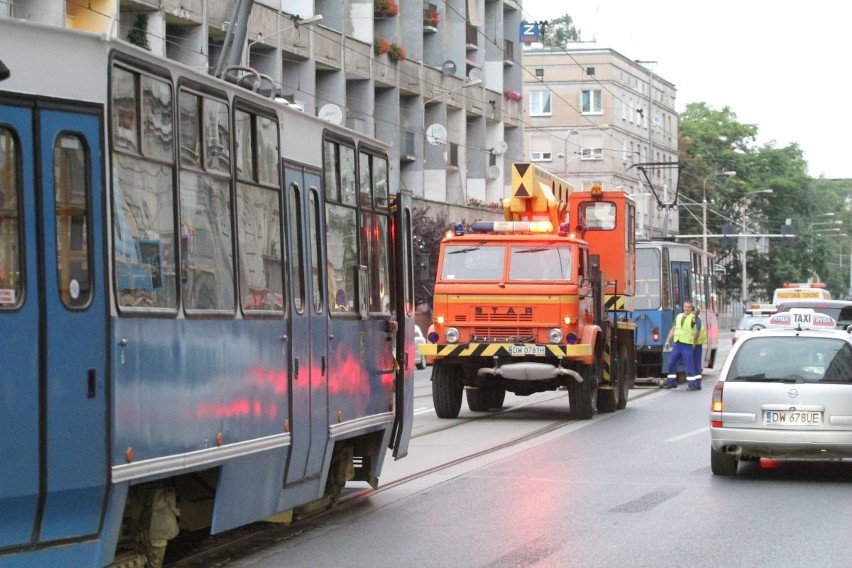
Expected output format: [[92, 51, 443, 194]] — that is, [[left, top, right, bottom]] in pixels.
[[432, 363, 463, 419], [710, 447, 738, 476]]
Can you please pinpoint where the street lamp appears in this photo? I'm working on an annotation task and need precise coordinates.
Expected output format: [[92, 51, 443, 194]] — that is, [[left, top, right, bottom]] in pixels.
[[806, 220, 844, 281], [561, 129, 579, 175], [702, 170, 736, 252], [739, 188, 773, 306]]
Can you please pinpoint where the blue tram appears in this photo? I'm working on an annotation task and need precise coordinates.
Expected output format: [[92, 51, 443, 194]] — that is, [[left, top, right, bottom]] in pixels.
[[0, 18, 414, 567], [633, 240, 719, 380]]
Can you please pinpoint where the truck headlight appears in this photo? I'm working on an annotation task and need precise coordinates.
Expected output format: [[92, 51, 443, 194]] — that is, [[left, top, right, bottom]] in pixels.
[[548, 328, 563, 344], [445, 327, 460, 344]]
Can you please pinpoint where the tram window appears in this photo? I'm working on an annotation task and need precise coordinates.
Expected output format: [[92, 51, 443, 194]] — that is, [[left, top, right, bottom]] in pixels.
[[237, 183, 283, 313], [359, 154, 372, 207], [178, 92, 202, 167], [141, 75, 174, 163], [112, 67, 139, 152], [113, 155, 177, 309], [0, 128, 22, 308], [340, 145, 357, 206], [256, 116, 278, 187], [362, 212, 391, 313], [374, 157, 389, 207], [327, 203, 357, 312], [204, 99, 230, 174], [235, 110, 254, 182], [289, 185, 305, 314], [323, 142, 338, 201], [309, 189, 323, 313], [180, 171, 234, 312], [54, 134, 91, 309]]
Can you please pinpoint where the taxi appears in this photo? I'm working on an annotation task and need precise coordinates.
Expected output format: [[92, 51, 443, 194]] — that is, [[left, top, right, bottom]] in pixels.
[[709, 309, 852, 475]]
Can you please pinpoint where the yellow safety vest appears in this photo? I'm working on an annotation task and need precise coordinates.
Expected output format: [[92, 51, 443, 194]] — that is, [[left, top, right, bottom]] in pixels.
[[696, 317, 708, 345], [673, 313, 696, 345]]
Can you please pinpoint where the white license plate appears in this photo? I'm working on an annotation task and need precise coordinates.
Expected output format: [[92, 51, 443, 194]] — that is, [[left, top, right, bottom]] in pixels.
[[763, 410, 822, 425], [509, 345, 545, 356]]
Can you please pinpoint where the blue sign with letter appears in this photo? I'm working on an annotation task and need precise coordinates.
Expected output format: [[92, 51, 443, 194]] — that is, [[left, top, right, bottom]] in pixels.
[[519, 21, 541, 43]]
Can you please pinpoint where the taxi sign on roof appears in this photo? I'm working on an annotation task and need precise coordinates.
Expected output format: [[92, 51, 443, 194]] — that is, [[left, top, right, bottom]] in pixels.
[[768, 308, 836, 330]]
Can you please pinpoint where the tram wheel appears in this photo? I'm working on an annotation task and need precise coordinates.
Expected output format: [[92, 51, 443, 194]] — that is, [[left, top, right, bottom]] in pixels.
[[432, 363, 463, 418]]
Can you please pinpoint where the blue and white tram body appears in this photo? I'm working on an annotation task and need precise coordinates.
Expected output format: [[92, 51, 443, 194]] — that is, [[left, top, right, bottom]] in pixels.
[[633, 240, 719, 380], [0, 18, 414, 567]]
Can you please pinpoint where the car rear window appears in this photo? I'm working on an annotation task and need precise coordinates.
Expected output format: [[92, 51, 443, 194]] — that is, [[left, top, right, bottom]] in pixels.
[[728, 336, 852, 384]]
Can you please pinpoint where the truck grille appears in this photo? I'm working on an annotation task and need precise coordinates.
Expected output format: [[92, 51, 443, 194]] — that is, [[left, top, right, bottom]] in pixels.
[[472, 327, 535, 342]]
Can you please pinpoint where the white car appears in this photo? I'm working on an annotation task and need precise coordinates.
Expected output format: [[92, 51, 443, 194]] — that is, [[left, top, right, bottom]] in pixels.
[[710, 309, 852, 475], [730, 313, 771, 345], [414, 325, 427, 370]]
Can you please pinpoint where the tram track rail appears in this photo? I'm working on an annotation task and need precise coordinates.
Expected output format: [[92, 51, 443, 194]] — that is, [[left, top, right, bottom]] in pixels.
[[165, 392, 582, 566]]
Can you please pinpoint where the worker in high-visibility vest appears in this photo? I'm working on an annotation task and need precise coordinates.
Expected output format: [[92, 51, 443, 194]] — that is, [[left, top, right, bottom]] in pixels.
[[692, 307, 708, 386], [662, 300, 702, 390]]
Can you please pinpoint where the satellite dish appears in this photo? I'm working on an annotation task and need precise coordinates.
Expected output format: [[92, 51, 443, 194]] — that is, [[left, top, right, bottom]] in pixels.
[[318, 103, 343, 125], [425, 123, 448, 146], [441, 60, 457, 76], [491, 140, 508, 155], [486, 165, 501, 180], [467, 67, 482, 82]]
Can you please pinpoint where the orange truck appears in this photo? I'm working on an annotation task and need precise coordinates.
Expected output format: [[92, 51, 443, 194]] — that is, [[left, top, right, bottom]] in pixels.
[[419, 163, 636, 419]]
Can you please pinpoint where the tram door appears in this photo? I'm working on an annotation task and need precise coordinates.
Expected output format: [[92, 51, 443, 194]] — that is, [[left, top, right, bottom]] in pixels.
[[38, 110, 108, 541], [0, 106, 107, 546], [283, 168, 328, 485]]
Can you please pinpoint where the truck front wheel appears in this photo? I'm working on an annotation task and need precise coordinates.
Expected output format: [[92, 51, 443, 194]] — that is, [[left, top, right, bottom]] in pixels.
[[432, 363, 463, 418], [569, 360, 599, 420]]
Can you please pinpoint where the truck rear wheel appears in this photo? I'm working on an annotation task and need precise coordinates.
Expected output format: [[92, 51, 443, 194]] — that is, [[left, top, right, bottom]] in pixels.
[[616, 345, 631, 410], [432, 363, 463, 418], [466, 385, 506, 411]]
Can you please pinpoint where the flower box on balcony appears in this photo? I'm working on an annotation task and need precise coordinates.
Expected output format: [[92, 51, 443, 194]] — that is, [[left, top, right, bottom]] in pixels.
[[374, 0, 398, 17], [388, 42, 406, 63]]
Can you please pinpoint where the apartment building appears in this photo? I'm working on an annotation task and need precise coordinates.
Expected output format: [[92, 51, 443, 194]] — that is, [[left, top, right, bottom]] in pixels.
[[1, 0, 523, 216], [522, 46, 679, 238]]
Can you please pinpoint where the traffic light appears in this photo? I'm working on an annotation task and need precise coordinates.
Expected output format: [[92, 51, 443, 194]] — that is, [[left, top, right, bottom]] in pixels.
[[721, 224, 737, 249], [780, 221, 795, 248]]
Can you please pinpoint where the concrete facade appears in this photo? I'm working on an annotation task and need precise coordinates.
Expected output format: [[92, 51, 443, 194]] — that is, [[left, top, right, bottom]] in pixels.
[[0, 0, 524, 214], [522, 46, 679, 238]]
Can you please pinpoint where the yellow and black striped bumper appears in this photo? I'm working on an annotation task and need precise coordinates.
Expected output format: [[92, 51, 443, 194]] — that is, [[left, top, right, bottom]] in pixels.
[[418, 342, 592, 359]]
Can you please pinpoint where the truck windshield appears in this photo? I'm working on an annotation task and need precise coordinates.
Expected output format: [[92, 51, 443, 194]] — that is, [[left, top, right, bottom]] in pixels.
[[509, 245, 572, 280], [441, 244, 505, 280]]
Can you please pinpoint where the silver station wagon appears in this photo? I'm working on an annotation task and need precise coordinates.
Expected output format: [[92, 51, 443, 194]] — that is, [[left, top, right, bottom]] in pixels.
[[710, 309, 852, 475]]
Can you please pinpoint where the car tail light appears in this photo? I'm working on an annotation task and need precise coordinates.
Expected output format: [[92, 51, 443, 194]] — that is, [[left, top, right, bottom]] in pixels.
[[710, 381, 724, 427], [652, 327, 660, 342]]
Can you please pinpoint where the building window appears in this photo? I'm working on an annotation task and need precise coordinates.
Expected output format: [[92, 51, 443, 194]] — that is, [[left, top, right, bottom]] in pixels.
[[530, 91, 551, 116], [581, 89, 602, 114], [530, 151, 552, 161], [535, 68, 544, 80], [581, 147, 603, 160]]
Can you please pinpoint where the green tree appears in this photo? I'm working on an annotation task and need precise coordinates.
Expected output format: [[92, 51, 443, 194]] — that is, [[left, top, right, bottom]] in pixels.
[[412, 205, 448, 308], [676, 102, 836, 303], [540, 14, 581, 48]]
